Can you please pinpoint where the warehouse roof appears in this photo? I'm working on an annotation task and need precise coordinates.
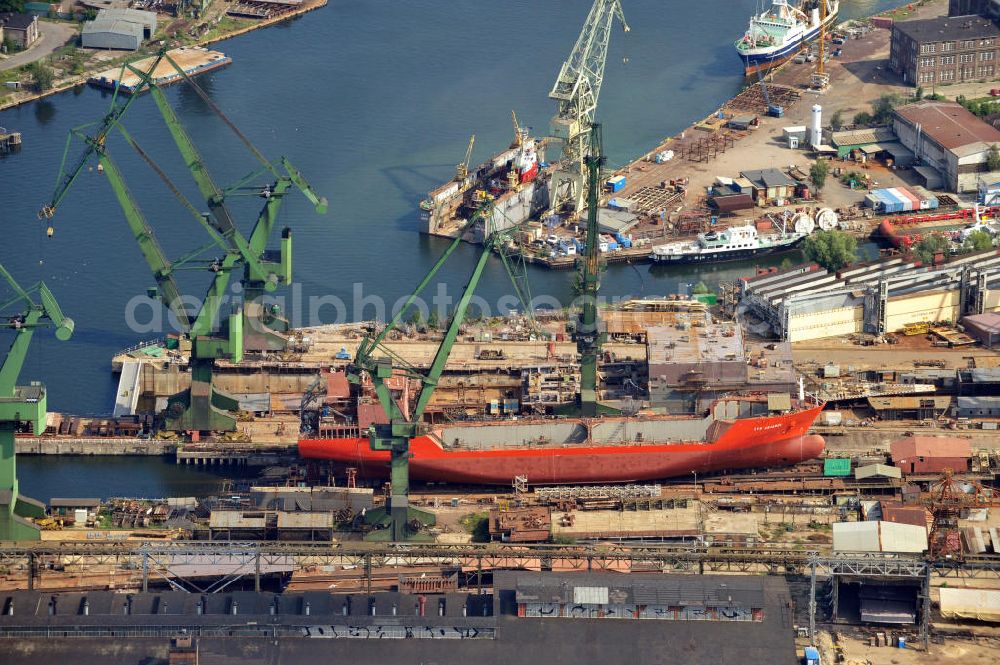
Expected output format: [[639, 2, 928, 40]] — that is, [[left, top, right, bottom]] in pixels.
[[82, 18, 143, 39], [740, 168, 797, 189], [49, 498, 101, 508], [880, 502, 929, 530], [831, 127, 896, 147], [511, 572, 765, 608], [868, 395, 952, 410], [890, 436, 972, 461], [894, 101, 1000, 151], [893, 15, 1000, 43]]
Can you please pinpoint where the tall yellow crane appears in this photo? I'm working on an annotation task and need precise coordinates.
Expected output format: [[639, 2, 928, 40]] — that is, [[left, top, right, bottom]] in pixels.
[[511, 110, 523, 148], [812, 0, 830, 89], [455, 134, 475, 182]]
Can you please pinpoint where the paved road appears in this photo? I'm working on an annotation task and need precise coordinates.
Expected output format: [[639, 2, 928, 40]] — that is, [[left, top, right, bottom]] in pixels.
[[0, 20, 78, 72]]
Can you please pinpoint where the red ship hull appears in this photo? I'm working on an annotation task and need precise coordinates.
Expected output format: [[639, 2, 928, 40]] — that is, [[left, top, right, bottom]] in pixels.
[[299, 403, 826, 485]]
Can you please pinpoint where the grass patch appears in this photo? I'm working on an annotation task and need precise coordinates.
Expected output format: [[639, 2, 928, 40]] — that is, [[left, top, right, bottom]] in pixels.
[[460, 511, 490, 542]]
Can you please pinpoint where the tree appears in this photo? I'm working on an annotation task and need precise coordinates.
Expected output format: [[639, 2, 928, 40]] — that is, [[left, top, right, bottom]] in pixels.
[[987, 144, 1000, 172], [830, 109, 844, 131], [853, 111, 873, 126], [871, 93, 903, 124], [427, 308, 440, 330], [779, 257, 794, 270], [408, 309, 423, 326], [915, 86, 924, 101], [963, 230, 994, 253], [810, 159, 830, 193], [802, 230, 857, 272], [911, 234, 951, 265], [27, 62, 54, 92], [691, 281, 710, 295], [0, 0, 25, 12]]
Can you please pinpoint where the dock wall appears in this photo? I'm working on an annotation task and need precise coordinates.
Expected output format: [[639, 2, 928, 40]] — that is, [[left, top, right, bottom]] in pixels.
[[15, 438, 176, 456]]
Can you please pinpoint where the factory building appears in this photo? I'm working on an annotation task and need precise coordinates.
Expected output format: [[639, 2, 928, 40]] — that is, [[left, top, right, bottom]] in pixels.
[[738, 251, 1000, 342], [890, 16, 1000, 87], [889, 436, 972, 474], [893, 101, 1000, 192], [81, 8, 156, 51], [962, 312, 1000, 347]]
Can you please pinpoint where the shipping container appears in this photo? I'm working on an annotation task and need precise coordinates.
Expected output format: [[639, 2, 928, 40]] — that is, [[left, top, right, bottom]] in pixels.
[[804, 646, 821, 665], [894, 187, 921, 212], [606, 175, 626, 193], [823, 458, 851, 477], [820, 411, 843, 426]]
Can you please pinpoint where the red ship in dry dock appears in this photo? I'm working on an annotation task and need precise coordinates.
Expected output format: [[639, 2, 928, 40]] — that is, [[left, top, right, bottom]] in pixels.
[[298, 394, 826, 485]]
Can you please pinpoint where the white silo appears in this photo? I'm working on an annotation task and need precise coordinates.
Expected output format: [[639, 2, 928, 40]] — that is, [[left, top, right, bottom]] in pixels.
[[810, 104, 823, 148]]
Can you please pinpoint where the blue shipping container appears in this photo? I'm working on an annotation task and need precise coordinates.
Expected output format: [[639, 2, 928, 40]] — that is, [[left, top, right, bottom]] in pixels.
[[606, 175, 626, 193], [804, 646, 820, 665]]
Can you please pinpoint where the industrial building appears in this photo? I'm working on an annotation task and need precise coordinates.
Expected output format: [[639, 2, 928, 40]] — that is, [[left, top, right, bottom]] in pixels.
[[738, 251, 1000, 342], [890, 15, 1000, 87], [0, 12, 38, 49], [893, 101, 1000, 192], [81, 8, 156, 51], [739, 168, 797, 205], [889, 436, 972, 474], [962, 312, 1000, 347]]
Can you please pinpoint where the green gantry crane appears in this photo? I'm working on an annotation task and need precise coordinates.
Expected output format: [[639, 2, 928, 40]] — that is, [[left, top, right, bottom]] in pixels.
[[40, 50, 327, 434], [347, 201, 532, 541], [0, 262, 73, 540]]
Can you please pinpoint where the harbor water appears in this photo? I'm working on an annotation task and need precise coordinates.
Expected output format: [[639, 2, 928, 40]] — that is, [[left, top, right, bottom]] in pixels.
[[1, 0, 899, 496]]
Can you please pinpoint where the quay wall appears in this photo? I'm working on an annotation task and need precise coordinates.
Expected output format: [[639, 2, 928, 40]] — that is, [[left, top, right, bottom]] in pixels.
[[15, 438, 176, 456]]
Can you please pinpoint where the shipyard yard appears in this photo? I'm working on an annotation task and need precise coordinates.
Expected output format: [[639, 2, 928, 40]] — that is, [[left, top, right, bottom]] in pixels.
[[10, 0, 1000, 663]]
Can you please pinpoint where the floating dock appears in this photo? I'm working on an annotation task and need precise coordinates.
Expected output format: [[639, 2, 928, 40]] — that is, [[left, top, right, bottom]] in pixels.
[[87, 47, 232, 95], [0, 127, 21, 154]]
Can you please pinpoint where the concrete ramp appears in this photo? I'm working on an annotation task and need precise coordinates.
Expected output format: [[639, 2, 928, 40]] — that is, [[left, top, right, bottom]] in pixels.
[[112, 360, 142, 417]]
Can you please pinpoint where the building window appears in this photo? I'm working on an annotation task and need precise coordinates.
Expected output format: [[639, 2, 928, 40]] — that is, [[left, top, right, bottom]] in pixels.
[[981, 51, 995, 62], [940, 55, 955, 65], [964, 65, 976, 78], [919, 57, 935, 68], [961, 53, 975, 63], [920, 71, 936, 84], [962, 40, 976, 49], [941, 41, 954, 52], [982, 38, 995, 47], [940, 69, 956, 82]]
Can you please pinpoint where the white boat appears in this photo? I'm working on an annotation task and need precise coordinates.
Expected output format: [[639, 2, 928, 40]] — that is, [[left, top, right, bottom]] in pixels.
[[735, 0, 839, 76], [651, 223, 806, 264]]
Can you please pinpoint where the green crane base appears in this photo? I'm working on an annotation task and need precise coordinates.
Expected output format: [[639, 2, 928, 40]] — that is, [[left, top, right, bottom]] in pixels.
[[554, 400, 622, 417], [163, 387, 239, 433], [0, 428, 44, 541], [363, 497, 436, 542]]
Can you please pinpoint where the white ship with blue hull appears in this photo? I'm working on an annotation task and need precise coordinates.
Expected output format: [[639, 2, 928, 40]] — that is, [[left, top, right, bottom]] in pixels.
[[736, 0, 839, 76], [651, 224, 805, 264]]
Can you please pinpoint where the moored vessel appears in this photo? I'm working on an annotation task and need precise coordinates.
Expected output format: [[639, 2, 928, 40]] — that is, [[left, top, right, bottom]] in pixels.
[[651, 223, 805, 264], [735, 0, 840, 76]]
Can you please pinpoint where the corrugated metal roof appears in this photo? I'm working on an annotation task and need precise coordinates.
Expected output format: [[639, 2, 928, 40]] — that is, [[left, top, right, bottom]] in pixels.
[[831, 127, 896, 147], [896, 101, 1000, 151], [957, 395, 1000, 409], [890, 436, 972, 461], [209, 511, 266, 529], [855, 463, 902, 480], [276, 512, 333, 529], [823, 459, 851, 477], [833, 521, 927, 553], [572, 586, 609, 605], [868, 395, 951, 410]]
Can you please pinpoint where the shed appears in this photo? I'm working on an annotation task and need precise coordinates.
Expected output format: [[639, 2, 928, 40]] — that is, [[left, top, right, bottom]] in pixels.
[[962, 312, 1000, 348], [728, 114, 758, 131], [597, 208, 639, 234], [96, 7, 156, 35], [939, 588, 1000, 623], [855, 463, 902, 480], [81, 18, 144, 50], [833, 521, 927, 553], [879, 502, 929, 531], [830, 127, 896, 158], [889, 436, 971, 474], [823, 458, 851, 477], [740, 168, 797, 204], [710, 192, 754, 213]]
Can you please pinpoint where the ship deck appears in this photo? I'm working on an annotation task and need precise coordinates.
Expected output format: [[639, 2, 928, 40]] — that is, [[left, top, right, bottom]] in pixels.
[[89, 47, 230, 92]]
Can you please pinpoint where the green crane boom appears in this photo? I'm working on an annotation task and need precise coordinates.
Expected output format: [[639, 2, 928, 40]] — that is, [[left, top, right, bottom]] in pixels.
[[40, 50, 328, 434], [346, 202, 533, 541], [0, 262, 73, 540]]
